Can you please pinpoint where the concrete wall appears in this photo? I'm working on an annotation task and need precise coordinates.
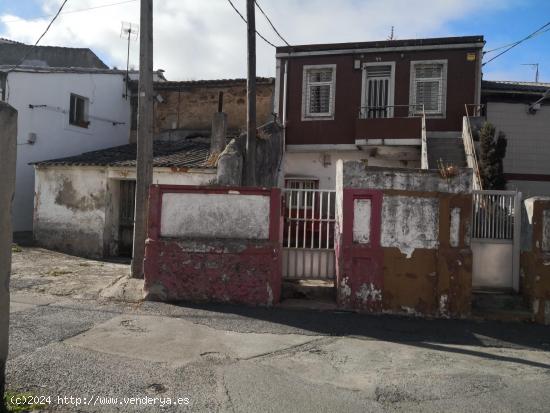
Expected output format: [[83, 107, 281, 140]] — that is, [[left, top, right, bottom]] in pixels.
[[284, 147, 420, 189], [7, 71, 131, 232], [521, 197, 550, 325], [335, 162, 473, 317], [486, 102, 550, 197], [33, 165, 216, 258], [144, 186, 282, 306], [0, 102, 17, 398]]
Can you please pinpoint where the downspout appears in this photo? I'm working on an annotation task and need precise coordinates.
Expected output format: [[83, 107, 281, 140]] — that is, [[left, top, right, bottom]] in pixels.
[[276, 59, 289, 187]]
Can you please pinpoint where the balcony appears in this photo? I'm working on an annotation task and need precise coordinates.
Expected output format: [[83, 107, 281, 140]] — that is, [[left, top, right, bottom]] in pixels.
[[355, 105, 423, 145]]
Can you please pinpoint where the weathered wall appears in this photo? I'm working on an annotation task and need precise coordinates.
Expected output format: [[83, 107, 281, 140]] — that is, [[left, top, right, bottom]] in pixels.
[[8, 71, 131, 232], [521, 197, 550, 325], [144, 186, 282, 306], [0, 102, 17, 400], [33, 166, 216, 258], [335, 161, 473, 317], [147, 80, 274, 135]]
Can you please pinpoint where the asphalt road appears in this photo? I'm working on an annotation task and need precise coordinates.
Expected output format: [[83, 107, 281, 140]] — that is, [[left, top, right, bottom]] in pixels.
[[7, 291, 550, 413]]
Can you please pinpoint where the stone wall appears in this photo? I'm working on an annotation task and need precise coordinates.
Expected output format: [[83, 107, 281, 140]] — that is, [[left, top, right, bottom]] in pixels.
[[144, 186, 282, 306], [335, 162, 473, 317], [521, 197, 550, 325]]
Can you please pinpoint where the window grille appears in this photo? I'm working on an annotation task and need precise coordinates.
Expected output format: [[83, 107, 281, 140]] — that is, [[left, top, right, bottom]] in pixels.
[[303, 65, 336, 119], [410, 61, 447, 116]]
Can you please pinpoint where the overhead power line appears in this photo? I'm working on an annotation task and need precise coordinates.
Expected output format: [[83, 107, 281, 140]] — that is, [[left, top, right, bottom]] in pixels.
[[8, 0, 71, 72], [2, 0, 138, 24], [483, 21, 550, 66], [226, 0, 277, 48], [254, 0, 290, 46], [485, 26, 550, 54]]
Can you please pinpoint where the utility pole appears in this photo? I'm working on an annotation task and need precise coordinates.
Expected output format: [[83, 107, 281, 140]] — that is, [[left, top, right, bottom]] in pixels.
[[245, 0, 257, 186], [131, 0, 153, 279]]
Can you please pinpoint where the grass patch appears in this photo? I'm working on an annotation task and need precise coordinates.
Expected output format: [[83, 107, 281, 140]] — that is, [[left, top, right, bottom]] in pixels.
[[47, 269, 73, 277], [11, 244, 22, 253], [4, 391, 47, 412]]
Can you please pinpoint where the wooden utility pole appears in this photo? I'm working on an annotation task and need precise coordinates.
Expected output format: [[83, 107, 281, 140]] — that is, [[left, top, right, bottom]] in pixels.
[[245, 0, 257, 186], [131, 0, 153, 279]]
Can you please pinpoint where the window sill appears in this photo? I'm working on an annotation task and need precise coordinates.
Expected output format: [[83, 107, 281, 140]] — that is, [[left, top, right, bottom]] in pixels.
[[301, 115, 335, 122]]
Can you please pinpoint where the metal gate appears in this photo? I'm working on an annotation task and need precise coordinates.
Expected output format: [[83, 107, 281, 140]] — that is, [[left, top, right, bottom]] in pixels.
[[118, 180, 136, 257], [471, 190, 522, 291], [282, 189, 336, 280]]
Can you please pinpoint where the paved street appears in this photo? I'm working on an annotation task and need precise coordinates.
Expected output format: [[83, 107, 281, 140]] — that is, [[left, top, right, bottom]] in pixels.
[[7, 247, 550, 412]]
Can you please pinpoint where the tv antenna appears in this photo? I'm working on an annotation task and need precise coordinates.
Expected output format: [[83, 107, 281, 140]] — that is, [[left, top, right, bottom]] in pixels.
[[521, 63, 540, 83], [121, 21, 139, 99], [387, 26, 395, 40]]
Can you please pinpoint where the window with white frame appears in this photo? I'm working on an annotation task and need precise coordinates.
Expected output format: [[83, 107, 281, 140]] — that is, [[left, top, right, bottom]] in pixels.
[[302, 64, 336, 120], [409, 60, 447, 116], [69, 93, 90, 128]]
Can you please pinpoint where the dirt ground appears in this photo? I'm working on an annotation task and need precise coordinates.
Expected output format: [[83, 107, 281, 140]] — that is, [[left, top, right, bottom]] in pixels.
[[10, 246, 131, 300]]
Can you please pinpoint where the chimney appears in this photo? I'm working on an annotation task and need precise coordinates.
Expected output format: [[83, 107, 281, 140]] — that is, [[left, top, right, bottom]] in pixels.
[[211, 91, 227, 154]]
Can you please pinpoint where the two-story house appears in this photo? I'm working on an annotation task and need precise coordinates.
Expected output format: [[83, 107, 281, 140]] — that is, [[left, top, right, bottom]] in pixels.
[[273, 35, 485, 189]]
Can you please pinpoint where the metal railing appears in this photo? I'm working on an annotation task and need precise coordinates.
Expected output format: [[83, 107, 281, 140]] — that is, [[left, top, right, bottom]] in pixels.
[[472, 190, 517, 240], [463, 104, 483, 190], [358, 104, 425, 119], [420, 105, 428, 169]]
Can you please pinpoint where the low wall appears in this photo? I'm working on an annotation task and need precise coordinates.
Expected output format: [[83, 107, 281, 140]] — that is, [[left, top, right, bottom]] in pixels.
[[335, 162, 473, 318], [521, 197, 550, 325], [144, 185, 282, 306]]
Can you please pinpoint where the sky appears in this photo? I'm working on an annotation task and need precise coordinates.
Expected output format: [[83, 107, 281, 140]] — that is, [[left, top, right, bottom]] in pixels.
[[0, 0, 548, 82]]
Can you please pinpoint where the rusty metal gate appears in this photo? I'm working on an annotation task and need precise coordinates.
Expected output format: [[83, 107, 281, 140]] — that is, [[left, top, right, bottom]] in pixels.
[[118, 180, 136, 257], [282, 188, 336, 280]]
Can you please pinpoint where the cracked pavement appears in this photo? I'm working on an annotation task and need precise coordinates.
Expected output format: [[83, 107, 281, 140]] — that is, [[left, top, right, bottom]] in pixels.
[[7, 248, 550, 412]]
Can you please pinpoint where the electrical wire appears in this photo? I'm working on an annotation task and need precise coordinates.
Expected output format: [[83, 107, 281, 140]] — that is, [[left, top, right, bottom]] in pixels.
[[226, 0, 278, 48], [483, 21, 550, 66], [484, 26, 550, 54], [254, 0, 290, 46], [1, 0, 138, 24], [8, 0, 71, 73]]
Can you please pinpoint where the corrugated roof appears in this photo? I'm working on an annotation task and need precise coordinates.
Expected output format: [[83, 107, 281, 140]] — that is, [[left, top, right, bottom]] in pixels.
[[32, 138, 214, 169], [277, 35, 484, 54], [482, 80, 550, 94]]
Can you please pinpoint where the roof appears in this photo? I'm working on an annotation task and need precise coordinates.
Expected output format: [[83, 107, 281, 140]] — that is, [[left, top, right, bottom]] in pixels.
[[276, 35, 484, 55], [0, 42, 107, 69], [129, 77, 274, 91], [32, 138, 214, 169], [0, 65, 126, 75], [482, 80, 550, 95]]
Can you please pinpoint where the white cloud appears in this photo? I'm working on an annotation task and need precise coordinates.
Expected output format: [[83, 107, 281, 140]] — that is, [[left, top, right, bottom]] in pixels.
[[0, 0, 512, 80]]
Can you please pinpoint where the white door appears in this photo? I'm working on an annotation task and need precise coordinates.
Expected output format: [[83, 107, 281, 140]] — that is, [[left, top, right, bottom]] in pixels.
[[362, 63, 395, 118]]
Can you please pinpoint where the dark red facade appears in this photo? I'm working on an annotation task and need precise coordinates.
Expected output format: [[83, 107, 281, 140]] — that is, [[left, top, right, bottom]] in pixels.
[[276, 36, 484, 146]]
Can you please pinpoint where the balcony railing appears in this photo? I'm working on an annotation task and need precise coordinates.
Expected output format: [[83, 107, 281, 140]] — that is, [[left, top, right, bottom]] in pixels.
[[356, 104, 425, 142]]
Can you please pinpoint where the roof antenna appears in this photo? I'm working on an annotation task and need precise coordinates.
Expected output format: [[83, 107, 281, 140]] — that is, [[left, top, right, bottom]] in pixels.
[[121, 21, 139, 99], [521, 63, 539, 83], [387, 26, 395, 40]]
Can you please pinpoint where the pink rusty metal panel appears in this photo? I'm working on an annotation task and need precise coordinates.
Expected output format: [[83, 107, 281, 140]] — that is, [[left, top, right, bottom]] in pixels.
[[337, 189, 384, 312], [144, 185, 282, 306]]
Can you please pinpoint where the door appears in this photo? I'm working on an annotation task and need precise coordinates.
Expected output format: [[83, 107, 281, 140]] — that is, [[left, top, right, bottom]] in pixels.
[[362, 63, 395, 119], [119, 180, 136, 257]]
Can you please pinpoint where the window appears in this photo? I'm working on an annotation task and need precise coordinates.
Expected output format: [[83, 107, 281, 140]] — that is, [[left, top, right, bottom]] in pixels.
[[302, 64, 336, 120], [69, 93, 90, 128], [409, 60, 447, 117], [362, 62, 395, 119]]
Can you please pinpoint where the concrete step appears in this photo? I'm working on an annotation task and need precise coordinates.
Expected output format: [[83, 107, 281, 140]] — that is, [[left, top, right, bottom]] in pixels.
[[472, 292, 533, 322], [427, 137, 467, 169]]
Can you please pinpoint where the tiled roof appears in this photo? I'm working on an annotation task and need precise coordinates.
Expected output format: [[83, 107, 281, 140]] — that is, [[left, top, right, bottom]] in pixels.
[[32, 138, 213, 169], [129, 77, 274, 91], [482, 80, 550, 94]]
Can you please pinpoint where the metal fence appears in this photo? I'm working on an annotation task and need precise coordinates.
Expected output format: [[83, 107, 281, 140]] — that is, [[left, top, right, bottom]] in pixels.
[[472, 190, 517, 240], [282, 189, 336, 280]]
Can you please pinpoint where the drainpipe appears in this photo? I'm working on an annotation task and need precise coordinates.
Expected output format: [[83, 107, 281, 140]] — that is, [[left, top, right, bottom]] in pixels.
[[276, 60, 289, 187]]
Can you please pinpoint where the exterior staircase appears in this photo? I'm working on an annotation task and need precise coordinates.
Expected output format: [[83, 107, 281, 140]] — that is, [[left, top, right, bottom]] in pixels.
[[426, 134, 467, 169], [472, 291, 533, 322]]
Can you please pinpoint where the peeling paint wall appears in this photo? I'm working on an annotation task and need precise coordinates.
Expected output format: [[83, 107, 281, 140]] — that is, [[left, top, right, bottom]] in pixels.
[[520, 197, 550, 325], [335, 161, 473, 318], [144, 186, 282, 307]]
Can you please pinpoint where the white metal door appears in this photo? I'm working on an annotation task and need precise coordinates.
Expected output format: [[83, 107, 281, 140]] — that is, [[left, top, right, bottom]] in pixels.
[[362, 64, 394, 119], [471, 190, 522, 291], [282, 189, 336, 280]]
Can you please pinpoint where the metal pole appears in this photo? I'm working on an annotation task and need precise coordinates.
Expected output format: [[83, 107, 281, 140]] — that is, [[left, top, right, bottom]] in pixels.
[[131, 0, 153, 279], [245, 0, 257, 186]]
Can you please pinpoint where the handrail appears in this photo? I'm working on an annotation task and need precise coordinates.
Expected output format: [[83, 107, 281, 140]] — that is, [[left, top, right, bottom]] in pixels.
[[420, 105, 428, 169], [463, 104, 483, 190], [358, 104, 424, 119]]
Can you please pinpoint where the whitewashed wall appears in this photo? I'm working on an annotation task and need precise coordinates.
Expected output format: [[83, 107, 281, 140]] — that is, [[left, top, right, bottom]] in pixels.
[[8, 71, 131, 232]]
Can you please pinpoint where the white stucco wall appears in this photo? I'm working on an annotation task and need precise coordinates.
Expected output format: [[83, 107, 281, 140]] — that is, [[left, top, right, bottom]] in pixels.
[[284, 149, 420, 189], [486, 101, 550, 197], [7, 71, 131, 231], [34, 165, 217, 257]]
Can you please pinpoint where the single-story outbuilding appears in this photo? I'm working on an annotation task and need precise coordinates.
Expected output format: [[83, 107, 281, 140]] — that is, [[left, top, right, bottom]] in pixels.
[[32, 137, 217, 258]]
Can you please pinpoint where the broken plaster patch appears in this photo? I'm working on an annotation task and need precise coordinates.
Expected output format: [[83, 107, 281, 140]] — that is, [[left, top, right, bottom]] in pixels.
[[356, 283, 382, 303], [439, 294, 449, 318], [340, 277, 351, 298], [266, 283, 273, 306]]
